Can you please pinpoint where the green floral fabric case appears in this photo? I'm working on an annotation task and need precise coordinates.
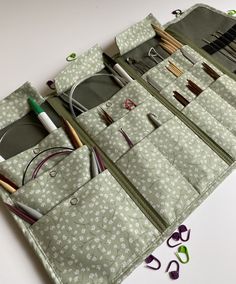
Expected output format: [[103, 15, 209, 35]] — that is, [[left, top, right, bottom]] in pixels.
[[0, 4, 236, 284]]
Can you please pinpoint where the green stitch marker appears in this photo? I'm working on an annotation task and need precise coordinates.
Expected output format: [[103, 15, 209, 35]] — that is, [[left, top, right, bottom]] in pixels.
[[175, 245, 190, 264]]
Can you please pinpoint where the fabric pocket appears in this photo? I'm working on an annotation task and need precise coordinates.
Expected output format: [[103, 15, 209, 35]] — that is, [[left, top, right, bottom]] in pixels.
[[30, 170, 160, 284], [147, 116, 228, 193], [0, 127, 73, 187], [210, 75, 236, 109], [116, 137, 199, 225], [77, 81, 153, 138], [182, 101, 236, 160], [0, 82, 44, 131], [143, 45, 214, 91], [188, 61, 220, 89], [193, 88, 236, 136], [94, 96, 174, 162], [11, 146, 91, 215], [159, 71, 203, 110], [142, 47, 194, 90]]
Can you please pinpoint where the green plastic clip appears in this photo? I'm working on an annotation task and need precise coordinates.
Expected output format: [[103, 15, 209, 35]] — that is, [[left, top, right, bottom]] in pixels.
[[66, 52, 77, 62], [175, 245, 190, 264], [227, 10, 236, 16]]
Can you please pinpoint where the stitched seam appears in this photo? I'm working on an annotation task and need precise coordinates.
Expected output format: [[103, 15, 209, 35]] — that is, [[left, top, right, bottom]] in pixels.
[[27, 227, 64, 284], [112, 235, 160, 283]]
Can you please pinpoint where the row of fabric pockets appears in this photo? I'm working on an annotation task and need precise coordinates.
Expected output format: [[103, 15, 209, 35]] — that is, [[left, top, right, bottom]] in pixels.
[[141, 44, 236, 160], [115, 116, 229, 226], [92, 95, 174, 162], [0, 127, 73, 187], [158, 69, 236, 113], [182, 98, 236, 160], [210, 74, 236, 109], [76, 80, 154, 139], [27, 169, 160, 284], [158, 71, 236, 160], [142, 45, 223, 94]]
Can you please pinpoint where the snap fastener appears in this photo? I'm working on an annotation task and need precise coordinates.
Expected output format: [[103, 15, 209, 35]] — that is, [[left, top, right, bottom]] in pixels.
[[106, 101, 112, 108], [33, 148, 40, 154], [49, 170, 57, 177], [70, 197, 78, 205]]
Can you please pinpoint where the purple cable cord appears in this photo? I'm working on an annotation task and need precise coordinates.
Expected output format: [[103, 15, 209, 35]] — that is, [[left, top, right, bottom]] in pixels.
[[119, 128, 134, 148], [32, 150, 72, 179], [5, 203, 36, 225]]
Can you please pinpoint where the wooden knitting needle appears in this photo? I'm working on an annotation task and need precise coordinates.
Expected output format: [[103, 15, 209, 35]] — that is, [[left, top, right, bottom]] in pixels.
[[61, 117, 83, 148], [161, 38, 179, 52], [160, 42, 176, 54], [0, 180, 16, 193], [202, 62, 220, 80], [186, 80, 203, 96], [152, 24, 183, 49], [173, 91, 190, 107], [169, 61, 183, 76]]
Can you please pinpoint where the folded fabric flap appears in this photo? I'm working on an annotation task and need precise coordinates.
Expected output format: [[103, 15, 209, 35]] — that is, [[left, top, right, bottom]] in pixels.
[[54, 44, 105, 94], [115, 14, 161, 55], [0, 82, 45, 131]]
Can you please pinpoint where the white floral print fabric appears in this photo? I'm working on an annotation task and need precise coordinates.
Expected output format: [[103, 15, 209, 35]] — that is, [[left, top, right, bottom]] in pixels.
[[0, 128, 73, 187], [116, 14, 161, 55], [55, 45, 105, 94], [12, 146, 91, 215], [147, 117, 228, 193], [94, 96, 174, 162], [116, 137, 199, 225], [0, 82, 44, 130], [30, 170, 160, 284], [77, 81, 154, 138]]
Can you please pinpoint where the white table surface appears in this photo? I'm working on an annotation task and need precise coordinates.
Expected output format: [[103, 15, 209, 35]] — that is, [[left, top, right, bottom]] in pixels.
[[0, 1, 236, 283]]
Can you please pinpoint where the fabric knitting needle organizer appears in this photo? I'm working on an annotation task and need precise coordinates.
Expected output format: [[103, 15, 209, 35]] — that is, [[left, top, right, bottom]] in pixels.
[[0, 3, 236, 284]]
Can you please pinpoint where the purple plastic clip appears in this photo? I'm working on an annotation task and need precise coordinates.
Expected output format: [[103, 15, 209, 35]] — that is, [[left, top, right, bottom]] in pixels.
[[179, 225, 191, 242], [46, 80, 55, 90], [166, 260, 180, 280], [167, 224, 191, 247], [144, 255, 161, 270]]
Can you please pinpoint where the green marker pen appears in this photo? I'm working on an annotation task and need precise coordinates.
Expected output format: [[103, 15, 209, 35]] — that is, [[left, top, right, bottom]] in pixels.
[[28, 97, 57, 133]]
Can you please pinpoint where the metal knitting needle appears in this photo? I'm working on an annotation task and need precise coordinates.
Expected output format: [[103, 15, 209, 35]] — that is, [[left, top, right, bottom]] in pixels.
[[126, 58, 148, 75], [90, 149, 99, 177], [148, 47, 165, 63], [59, 92, 88, 112], [16, 202, 43, 220], [216, 30, 236, 44], [202, 39, 236, 63], [215, 31, 236, 50], [147, 113, 161, 128], [211, 33, 236, 54], [204, 38, 236, 59]]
